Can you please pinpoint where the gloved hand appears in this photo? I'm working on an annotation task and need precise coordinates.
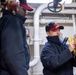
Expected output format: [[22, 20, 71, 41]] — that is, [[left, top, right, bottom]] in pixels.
[[68, 35, 76, 56]]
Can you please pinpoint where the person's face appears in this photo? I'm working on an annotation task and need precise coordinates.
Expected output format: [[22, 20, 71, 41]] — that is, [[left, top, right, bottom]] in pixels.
[[46, 28, 60, 37], [17, 6, 26, 16]]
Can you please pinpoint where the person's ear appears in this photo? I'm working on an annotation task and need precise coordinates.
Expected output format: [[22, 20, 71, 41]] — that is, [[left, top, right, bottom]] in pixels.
[[46, 32, 50, 35], [16, 4, 20, 11]]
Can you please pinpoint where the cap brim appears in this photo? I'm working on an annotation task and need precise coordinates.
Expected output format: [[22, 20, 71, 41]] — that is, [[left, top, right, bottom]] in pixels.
[[20, 4, 33, 11], [50, 25, 64, 31], [59, 26, 64, 29]]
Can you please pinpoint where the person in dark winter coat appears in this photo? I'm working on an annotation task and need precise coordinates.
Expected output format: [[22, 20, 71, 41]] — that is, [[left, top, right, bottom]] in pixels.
[[0, 0, 33, 75], [40, 22, 76, 75]]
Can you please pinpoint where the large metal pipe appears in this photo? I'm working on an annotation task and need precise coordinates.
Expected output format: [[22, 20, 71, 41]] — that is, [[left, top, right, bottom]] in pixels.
[[72, 15, 76, 34], [29, 4, 47, 67]]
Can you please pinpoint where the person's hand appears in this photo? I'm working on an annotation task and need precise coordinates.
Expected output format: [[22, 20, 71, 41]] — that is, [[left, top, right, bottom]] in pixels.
[[68, 43, 75, 52]]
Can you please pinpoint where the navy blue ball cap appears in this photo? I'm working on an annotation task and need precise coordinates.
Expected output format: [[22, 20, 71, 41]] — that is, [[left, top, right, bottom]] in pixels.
[[45, 22, 64, 32], [19, 0, 33, 11]]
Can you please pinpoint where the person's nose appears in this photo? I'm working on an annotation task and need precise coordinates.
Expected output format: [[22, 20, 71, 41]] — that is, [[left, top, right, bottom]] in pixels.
[[57, 30, 60, 35]]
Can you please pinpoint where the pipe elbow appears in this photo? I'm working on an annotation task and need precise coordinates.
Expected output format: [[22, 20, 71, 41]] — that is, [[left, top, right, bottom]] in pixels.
[[29, 57, 40, 67]]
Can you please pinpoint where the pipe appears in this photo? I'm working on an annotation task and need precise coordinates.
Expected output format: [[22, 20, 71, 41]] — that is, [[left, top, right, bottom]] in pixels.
[[29, 4, 47, 67], [72, 15, 76, 34]]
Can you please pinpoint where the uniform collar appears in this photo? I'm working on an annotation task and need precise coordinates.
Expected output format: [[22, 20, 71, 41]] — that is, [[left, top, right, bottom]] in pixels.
[[2, 10, 14, 16], [15, 14, 27, 23], [46, 36, 61, 45]]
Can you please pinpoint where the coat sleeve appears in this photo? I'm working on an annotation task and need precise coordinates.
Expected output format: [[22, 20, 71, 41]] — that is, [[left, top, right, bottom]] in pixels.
[[1, 17, 29, 75], [40, 43, 73, 71]]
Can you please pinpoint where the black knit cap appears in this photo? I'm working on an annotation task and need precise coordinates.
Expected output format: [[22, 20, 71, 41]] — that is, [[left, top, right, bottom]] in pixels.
[[45, 22, 64, 32]]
